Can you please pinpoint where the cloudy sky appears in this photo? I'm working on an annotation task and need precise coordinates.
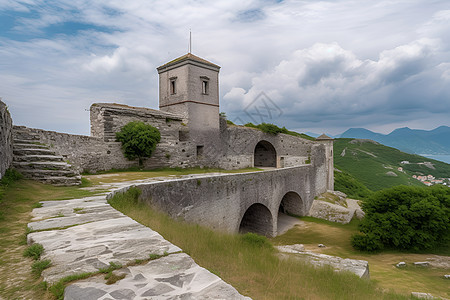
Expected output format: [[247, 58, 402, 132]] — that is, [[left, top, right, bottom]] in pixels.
[[1, 0, 449, 136]]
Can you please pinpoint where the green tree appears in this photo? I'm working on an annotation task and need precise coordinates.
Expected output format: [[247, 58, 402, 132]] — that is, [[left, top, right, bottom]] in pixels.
[[115, 121, 161, 166], [352, 185, 450, 251]]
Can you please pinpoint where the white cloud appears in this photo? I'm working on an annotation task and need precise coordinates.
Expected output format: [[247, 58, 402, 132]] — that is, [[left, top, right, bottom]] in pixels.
[[0, 0, 449, 135]]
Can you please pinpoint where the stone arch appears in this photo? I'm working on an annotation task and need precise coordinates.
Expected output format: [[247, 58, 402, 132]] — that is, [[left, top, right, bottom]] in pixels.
[[239, 203, 273, 236], [278, 191, 304, 216], [254, 140, 277, 167]]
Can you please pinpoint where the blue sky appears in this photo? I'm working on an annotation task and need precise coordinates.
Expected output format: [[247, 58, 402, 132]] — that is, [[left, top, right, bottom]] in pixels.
[[1, 0, 449, 135]]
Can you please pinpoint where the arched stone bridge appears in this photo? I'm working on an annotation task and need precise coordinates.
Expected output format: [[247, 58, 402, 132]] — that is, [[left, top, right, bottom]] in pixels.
[[110, 163, 324, 237]]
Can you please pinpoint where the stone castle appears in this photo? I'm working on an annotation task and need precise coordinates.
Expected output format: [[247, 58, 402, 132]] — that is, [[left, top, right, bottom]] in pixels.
[[0, 53, 334, 235]]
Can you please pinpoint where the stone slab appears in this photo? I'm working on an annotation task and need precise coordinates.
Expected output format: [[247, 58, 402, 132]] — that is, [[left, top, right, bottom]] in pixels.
[[28, 205, 125, 231], [28, 217, 182, 284], [276, 245, 370, 279], [31, 196, 108, 221], [64, 253, 250, 300]]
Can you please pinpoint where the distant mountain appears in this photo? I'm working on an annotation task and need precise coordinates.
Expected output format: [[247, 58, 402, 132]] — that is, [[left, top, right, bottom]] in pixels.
[[305, 132, 341, 139], [340, 126, 450, 155]]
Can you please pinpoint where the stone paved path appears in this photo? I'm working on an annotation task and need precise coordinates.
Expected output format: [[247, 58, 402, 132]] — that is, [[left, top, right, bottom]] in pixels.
[[28, 184, 250, 299]]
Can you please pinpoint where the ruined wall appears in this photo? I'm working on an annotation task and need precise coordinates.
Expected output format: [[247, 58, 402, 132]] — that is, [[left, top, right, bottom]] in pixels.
[[0, 99, 13, 179], [109, 165, 319, 237], [13, 126, 131, 173], [90, 103, 200, 169]]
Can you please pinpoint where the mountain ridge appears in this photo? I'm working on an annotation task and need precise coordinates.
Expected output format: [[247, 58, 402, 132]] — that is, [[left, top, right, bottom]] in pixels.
[[339, 126, 450, 155]]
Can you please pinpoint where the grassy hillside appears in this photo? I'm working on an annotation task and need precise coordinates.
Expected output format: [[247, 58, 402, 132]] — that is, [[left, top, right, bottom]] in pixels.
[[334, 138, 450, 192]]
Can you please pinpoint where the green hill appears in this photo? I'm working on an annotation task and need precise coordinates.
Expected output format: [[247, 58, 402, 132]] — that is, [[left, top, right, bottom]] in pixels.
[[333, 138, 450, 194]]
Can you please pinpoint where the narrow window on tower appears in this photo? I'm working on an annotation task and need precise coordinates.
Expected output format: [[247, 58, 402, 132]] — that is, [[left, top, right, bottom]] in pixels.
[[170, 77, 177, 94], [200, 76, 209, 95], [202, 81, 209, 94]]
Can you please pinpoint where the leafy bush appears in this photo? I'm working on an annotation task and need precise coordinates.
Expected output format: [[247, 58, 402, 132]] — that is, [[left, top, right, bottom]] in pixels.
[[115, 121, 161, 166], [352, 185, 450, 251]]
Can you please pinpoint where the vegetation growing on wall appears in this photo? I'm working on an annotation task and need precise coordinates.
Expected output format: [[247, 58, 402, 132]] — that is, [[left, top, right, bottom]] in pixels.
[[244, 122, 315, 140], [116, 121, 161, 166], [352, 185, 450, 252]]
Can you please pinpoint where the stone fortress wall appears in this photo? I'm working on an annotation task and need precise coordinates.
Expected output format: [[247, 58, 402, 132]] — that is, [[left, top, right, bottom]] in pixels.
[[0, 99, 13, 179], [2, 52, 334, 236], [11, 100, 331, 186]]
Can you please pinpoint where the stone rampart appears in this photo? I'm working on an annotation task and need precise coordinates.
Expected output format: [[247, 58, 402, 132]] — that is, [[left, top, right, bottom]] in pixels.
[[10, 103, 332, 189], [13, 126, 130, 173], [217, 126, 321, 169], [0, 99, 13, 179], [109, 165, 321, 237]]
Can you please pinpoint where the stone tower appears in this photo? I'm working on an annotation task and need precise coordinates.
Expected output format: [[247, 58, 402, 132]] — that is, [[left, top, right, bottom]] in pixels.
[[316, 134, 334, 191], [157, 53, 221, 151]]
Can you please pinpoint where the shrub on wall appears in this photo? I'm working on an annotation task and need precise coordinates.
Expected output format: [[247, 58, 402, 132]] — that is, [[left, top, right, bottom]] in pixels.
[[115, 121, 161, 166], [351, 185, 450, 252], [243, 122, 315, 140]]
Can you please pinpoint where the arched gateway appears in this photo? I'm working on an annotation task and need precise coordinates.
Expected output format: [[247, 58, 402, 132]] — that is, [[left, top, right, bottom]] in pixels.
[[254, 140, 277, 167]]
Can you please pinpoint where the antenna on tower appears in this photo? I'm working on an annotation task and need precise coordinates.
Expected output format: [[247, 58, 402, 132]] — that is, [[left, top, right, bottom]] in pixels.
[[189, 29, 192, 53]]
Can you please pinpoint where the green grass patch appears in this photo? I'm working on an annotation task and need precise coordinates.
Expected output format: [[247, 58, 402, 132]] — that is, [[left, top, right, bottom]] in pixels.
[[23, 244, 44, 260], [243, 122, 316, 140], [108, 188, 409, 300], [31, 260, 51, 277], [79, 177, 92, 187], [32, 202, 43, 208], [105, 272, 126, 285], [49, 272, 94, 300], [98, 261, 122, 274], [72, 207, 85, 214]]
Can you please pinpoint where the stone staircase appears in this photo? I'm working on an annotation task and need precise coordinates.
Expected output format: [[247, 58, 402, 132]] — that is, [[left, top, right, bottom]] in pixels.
[[12, 128, 81, 186]]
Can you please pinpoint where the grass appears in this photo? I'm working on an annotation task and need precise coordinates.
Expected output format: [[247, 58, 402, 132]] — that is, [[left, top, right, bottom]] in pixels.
[[48, 272, 94, 300], [23, 243, 44, 260], [1, 168, 448, 299], [31, 260, 51, 277], [0, 178, 101, 300], [108, 188, 410, 300], [272, 217, 450, 299]]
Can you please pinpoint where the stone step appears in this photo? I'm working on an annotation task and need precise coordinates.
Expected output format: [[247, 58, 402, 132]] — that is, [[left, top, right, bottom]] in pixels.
[[13, 148, 56, 156], [18, 168, 79, 178], [13, 155, 64, 162], [13, 143, 49, 150], [34, 176, 81, 186], [13, 161, 71, 171], [13, 131, 41, 141], [13, 139, 43, 145]]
